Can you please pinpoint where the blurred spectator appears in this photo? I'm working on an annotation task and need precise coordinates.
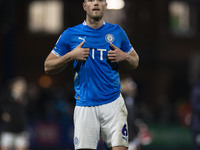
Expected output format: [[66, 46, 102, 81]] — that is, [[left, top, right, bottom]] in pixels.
[[190, 76, 200, 150], [121, 77, 152, 150], [0, 76, 29, 150]]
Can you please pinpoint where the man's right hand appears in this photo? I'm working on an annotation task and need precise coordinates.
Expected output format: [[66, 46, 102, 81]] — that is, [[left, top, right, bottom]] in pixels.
[[44, 41, 89, 74], [70, 41, 90, 61]]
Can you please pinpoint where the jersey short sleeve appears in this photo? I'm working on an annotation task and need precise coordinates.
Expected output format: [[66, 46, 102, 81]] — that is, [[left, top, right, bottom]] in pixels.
[[119, 26, 134, 54], [52, 29, 71, 57]]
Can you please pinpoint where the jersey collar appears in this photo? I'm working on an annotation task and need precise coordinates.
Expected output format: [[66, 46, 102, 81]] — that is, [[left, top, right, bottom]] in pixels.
[[83, 20, 106, 26]]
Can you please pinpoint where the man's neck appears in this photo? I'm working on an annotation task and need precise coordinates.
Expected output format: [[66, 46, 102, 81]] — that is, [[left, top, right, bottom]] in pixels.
[[85, 17, 104, 29]]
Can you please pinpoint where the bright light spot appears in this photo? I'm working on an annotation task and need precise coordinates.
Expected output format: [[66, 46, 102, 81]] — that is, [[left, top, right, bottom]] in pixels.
[[169, 1, 190, 32], [107, 0, 125, 10], [28, 0, 63, 34]]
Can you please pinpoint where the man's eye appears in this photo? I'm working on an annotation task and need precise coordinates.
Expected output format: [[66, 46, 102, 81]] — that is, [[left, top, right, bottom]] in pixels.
[[87, 0, 105, 2]]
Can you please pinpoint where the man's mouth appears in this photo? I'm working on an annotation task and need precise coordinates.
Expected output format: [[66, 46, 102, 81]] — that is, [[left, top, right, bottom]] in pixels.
[[92, 8, 100, 11]]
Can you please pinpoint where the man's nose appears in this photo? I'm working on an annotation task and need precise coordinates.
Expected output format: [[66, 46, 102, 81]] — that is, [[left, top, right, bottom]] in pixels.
[[93, 0, 100, 5]]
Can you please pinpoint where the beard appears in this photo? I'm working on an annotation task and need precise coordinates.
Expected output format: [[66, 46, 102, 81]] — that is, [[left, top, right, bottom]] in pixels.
[[87, 11, 104, 21]]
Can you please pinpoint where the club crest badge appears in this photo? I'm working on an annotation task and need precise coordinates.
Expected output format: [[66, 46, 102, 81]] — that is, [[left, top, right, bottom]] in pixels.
[[105, 34, 115, 43], [74, 137, 79, 146]]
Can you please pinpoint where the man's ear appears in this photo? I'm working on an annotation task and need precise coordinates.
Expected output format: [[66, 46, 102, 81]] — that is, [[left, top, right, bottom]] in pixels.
[[105, 2, 108, 10], [83, 2, 86, 11]]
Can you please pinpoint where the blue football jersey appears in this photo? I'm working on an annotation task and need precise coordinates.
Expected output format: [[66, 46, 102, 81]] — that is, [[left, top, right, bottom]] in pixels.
[[52, 21, 134, 106]]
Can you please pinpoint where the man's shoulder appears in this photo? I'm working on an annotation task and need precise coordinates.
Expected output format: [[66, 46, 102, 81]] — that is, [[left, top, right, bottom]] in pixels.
[[71, 23, 83, 29], [105, 22, 122, 31], [105, 22, 119, 27]]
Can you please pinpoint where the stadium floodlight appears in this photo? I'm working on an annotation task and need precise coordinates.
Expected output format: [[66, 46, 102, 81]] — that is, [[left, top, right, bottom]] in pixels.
[[107, 0, 125, 10]]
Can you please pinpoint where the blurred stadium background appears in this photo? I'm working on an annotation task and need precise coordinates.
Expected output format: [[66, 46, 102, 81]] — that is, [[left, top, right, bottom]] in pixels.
[[1, 0, 200, 149]]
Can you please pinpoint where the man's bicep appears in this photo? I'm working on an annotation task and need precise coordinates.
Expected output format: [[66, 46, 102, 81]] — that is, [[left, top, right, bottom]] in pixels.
[[129, 49, 139, 58], [45, 52, 59, 62]]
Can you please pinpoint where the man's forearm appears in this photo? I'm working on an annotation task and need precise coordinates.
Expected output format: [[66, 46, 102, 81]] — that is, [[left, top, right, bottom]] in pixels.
[[44, 52, 73, 74], [124, 51, 139, 70]]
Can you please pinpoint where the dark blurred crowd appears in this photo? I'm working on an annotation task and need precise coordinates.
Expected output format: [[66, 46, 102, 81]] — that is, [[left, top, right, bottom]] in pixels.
[[0, 75, 199, 150], [190, 76, 200, 150], [0, 76, 75, 150]]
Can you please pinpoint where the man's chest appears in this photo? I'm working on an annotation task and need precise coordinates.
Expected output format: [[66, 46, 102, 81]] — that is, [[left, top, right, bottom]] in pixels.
[[69, 31, 121, 50]]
